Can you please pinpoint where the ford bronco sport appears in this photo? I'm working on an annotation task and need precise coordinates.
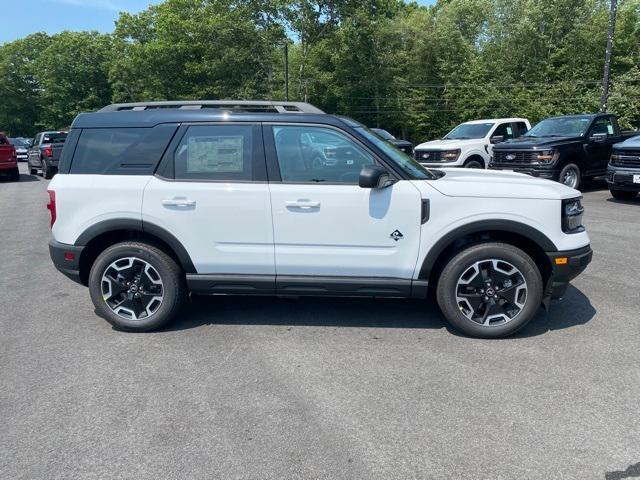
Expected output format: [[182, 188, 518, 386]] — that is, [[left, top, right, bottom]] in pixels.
[[48, 101, 592, 338]]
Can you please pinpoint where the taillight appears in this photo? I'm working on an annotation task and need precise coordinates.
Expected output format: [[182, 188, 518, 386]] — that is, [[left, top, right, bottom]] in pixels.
[[44, 146, 53, 157], [46, 190, 56, 227]]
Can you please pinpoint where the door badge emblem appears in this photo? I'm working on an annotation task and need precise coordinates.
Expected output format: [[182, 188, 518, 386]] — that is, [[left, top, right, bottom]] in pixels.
[[390, 230, 404, 241]]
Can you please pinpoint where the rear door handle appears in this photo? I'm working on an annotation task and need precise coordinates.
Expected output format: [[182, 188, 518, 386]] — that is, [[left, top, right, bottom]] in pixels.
[[162, 198, 196, 208], [285, 200, 321, 209]]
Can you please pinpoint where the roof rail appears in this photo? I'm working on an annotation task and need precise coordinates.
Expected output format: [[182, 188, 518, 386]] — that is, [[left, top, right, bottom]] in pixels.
[[99, 100, 325, 114]]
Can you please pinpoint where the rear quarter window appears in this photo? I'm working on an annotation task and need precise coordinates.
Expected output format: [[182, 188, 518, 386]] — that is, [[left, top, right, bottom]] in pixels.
[[70, 124, 177, 175]]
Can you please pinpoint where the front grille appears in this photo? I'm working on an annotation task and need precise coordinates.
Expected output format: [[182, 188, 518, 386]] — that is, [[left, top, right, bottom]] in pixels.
[[612, 151, 640, 168], [492, 150, 539, 164], [414, 150, 443, 162]]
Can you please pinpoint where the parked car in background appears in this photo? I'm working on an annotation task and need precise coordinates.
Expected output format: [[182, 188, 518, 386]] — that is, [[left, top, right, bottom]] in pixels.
[[0, 132, 19, 181], [370, 128, 413, 155], [47, 100, 592, 339], [490, 114, 638, 189], [9, 137, 30, 161], [607, 135, 640, 200], [28, 131, 68, 179], [413, 118, 531, 169]]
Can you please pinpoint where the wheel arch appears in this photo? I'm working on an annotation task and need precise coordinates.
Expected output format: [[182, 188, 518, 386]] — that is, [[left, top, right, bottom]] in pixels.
[[75, 219, 196, 285], [420, 220, 556, 294], [463, 154, 487, 168]]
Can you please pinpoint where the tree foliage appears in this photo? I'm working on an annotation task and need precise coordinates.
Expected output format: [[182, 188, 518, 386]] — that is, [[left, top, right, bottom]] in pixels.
[[1, 0, 639, 141]]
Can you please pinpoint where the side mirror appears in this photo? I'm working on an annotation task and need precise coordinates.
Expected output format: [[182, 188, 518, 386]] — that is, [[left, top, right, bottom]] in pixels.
[[590, 132, 607, 143], [359, 165, 392, 189], [490, 135, 504, 144]]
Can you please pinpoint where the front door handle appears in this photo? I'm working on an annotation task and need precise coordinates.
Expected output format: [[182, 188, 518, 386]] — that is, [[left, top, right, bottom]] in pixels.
[[162, 198, 196, 208], [285, 200, 321, 209]]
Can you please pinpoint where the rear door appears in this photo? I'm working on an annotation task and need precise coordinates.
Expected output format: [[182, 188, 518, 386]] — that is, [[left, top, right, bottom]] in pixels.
[[142, 123, 275, 276], [265, 123, 422, 287]]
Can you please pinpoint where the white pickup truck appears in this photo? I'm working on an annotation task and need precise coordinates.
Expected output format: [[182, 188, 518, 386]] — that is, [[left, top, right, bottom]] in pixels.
[[414, 118, 531, 169]]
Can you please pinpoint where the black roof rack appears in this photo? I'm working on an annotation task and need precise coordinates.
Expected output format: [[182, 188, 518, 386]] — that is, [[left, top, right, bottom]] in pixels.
[[99, 100, 325, 114]]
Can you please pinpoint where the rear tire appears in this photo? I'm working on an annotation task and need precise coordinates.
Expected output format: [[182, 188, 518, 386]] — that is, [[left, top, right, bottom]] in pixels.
[[42, 158, 54, 179], [9, 168, 19, 182], [436, 242, 543, 338], [29, 167, 38, 175], [88, 241, 186, 332], [558, 163, 581, 189], [610, 188, 638, 201]]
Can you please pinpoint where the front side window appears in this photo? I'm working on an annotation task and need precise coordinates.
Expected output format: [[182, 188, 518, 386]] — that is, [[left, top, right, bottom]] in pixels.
[[590, 117, 614, 136], [272, 125, 375, 184], [493, 123, 514, 140], [174, 125, 254, 181]]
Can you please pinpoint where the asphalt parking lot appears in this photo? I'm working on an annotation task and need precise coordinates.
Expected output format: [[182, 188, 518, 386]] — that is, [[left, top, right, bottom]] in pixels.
[[1, 162, 639, 480]]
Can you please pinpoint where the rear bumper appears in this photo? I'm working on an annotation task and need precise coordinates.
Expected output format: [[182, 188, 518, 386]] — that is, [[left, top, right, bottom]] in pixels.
[[489, 163, 558, 180], [0, 161, 18, 170], [607, 165, 640, 191], [49, 240, 85, 285], [545, 245, 592, 301]]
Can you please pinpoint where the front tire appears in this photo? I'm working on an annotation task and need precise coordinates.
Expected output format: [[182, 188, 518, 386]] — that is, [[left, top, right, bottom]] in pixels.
[[89, 242, 186, 332], [464, 158, 484, 169], [436, 242, 543, 338], [558, 163, 581, 189], [610, 188, 638, 201]]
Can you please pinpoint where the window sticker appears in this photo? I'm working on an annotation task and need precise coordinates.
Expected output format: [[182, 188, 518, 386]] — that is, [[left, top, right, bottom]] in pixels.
[[607, 124, 614, 134], [187, 135, 244, 173], [506, 127, 513, 135]]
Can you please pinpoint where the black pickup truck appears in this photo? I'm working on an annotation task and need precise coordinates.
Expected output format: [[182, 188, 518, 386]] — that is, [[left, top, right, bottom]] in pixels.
[[607, 135, 640, 200], [489, 114, 637, 189]]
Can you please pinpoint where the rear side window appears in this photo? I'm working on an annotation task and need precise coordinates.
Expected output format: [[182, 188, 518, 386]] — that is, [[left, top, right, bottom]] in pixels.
[[174, 125, 255, 181], [70, 125, 177, 175]]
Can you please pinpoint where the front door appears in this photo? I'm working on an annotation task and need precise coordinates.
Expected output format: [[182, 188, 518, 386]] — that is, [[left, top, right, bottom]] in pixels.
[[266, 124, 423, 283], [142, 123, 274, 276], [585, 116, 616, 174]]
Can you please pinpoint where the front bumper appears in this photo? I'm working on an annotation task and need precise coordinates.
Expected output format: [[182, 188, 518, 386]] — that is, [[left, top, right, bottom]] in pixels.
[[49, 240, 85, 285], [545, 245, 592, 301], [607, 165, 640, 191], [489, 163, 558, 180]]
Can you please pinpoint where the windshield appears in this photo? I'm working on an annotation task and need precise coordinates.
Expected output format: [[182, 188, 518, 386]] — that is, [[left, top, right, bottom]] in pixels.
[[356, 127, 434, 180], [525, 116, 592, 138], [42, 132, 67, 144], [371, 128, 395, 140], [9, 138, 29, 147], [445, 122, 494, 140]]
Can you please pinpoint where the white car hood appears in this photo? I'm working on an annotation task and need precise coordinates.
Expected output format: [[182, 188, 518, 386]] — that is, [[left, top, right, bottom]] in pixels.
[[415, 138, 481, 150], [424, 168, 579, 200]]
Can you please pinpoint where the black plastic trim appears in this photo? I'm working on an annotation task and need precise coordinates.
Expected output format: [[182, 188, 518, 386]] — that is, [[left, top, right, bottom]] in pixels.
[[49, 240, 84, 284], [421, 199, 430, 224], [418, 220, 558, 279], [545, 245, 592, 299]]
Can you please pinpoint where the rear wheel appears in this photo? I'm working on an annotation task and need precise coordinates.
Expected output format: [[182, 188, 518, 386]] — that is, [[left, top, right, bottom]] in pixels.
[[558, 163, 581, 189], [29, 166, 38, 175], [42, 158, 54, 179], [610, 188, 638, 201], [9, 168, 19, 182], [89, 242, 186, 332], [436, 242, 543, 338]]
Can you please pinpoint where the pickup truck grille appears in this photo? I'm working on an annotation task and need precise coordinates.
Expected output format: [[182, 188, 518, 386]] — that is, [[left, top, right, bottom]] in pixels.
[[492, 150, 538, 164], [414, 150, 443, 162], [611, 151, 640, 168]]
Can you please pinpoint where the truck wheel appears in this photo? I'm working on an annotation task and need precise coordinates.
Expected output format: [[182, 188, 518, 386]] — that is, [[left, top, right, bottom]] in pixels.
[[436, 242, 543, 338], [88, 241, 187, 332], [609, 188, 638, 201], [29, 167, 38, 175], [10, 168, 19, 182], [42, 159, 54, 179], [558, 163, 581, 189], [464, 158, 484, 169]]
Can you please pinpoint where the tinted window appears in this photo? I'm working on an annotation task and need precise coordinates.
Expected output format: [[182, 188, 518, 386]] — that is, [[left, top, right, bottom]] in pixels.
[[174, 125, 254, 181], [71, 125, 177, 174], [0, 135, 8, 145], [493, 123, 514, 140], [273, 125, 375, 184], [525, 116, 592, 137], [590, 117, 614, 136], [42, 132, 67, 144], [514, 122, 528, 136]]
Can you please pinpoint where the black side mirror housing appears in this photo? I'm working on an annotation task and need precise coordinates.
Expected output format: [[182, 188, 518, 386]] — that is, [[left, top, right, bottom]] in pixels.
[[359, 165, 392, 189], [590, 132, 608, 143], [490, 135, 504, 144]]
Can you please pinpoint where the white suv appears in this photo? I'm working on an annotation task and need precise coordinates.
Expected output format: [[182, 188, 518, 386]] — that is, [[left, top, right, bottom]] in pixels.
[[414, 118, 531, 169], [47, 101, 591, 338]]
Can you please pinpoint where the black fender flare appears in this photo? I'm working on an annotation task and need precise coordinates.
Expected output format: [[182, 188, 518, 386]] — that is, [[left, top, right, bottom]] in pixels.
[[418, 219, 557, 279], [74, 218, 196, 273]]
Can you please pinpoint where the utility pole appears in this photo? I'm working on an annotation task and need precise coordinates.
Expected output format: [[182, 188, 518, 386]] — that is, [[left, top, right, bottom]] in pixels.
[[600, 0, 618, 112], [284, 42, 289, 102]]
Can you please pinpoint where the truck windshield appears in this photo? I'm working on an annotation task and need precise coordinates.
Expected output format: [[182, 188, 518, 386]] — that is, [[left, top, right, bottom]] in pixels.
[[356, 127, 435, 180], [444, 123, 494, 140], [525, 116, 592, 138]]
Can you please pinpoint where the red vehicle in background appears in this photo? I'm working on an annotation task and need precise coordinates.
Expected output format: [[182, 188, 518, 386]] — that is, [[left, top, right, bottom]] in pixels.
[[0, 132, 19, 182]]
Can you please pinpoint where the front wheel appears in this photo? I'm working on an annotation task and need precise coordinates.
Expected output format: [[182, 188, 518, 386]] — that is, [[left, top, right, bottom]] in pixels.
[[464, 158, 484, 169], [88, 242, 186, 332], [558, 163, 581, 189], [609, 188, 638, 201], [436, 242, 543, 338]]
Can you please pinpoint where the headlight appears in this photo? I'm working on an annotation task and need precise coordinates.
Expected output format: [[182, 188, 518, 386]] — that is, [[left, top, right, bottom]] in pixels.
[[442, 149, 461, 161], [610, 150, 621, 166], [536, 150, 557, 164], [562, 197, 584, 233]]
